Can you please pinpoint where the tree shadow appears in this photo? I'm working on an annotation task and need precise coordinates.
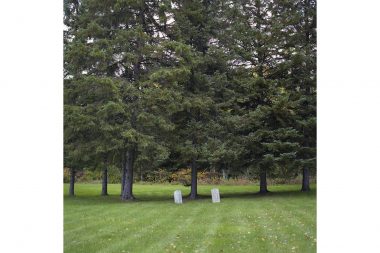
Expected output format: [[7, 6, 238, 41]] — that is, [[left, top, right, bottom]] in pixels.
[[64, 188, 315, 205], [220, 189, 316, 200]]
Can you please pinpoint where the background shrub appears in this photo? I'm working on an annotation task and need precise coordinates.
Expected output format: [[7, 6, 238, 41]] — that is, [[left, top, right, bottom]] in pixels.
[[64, 167, 316, 185]]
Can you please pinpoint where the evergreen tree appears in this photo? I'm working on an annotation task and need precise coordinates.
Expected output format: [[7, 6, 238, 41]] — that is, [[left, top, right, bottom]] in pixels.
[[64, 0, 180, 200], [166, 0, 229, 199], [269, 0, 317, 190], [218, 0, 313, 193], [220, 0, 279, 192], [64, 86, 98, 196], [64, 0, 317, 196]]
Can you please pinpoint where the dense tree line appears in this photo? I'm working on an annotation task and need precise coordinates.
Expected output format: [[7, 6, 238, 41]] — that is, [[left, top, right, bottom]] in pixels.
[[64, 0, 316, 199]]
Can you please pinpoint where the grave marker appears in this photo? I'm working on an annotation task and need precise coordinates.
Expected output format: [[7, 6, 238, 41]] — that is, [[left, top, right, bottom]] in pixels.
[[174, 190, 183, 204], [211, 188, 220, 203]]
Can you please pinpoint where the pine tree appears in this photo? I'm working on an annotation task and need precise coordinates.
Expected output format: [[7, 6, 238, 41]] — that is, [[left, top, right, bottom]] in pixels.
[[64, 86, 98, 196], [64, 0, 181, 200], [269, 0, 316, 191], [165, 0, 230, 199], [217, 0, 312, 193], [220, 0, 280, 192], [64, 0, 317, 195]]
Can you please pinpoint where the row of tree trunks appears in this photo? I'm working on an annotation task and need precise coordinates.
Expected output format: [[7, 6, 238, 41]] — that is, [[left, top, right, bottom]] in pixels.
[[258, 168, 311, 193], [121, 149, 135, 200], [69, 167, 109, 197], [69, 165, 310, 198], [68, 152, 132, 199]]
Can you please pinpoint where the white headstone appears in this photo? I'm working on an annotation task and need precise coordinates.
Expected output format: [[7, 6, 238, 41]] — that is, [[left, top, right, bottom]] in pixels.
[[211, 188, 220, 203], [174, 190, 183, 204]]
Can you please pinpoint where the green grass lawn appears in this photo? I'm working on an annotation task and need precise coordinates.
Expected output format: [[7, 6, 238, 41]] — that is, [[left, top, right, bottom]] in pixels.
[[64, 184, 316, 253]]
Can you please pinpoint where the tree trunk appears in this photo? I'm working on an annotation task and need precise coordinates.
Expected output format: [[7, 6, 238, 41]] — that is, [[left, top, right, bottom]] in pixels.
[[301, 167, 311, 192], [222, 169, 228, 180], [101, 167, 108, 196], [259, 169, 269, 193], [121, 149, 135, 200], [121, 153, 126, 196], [189, 157, 198, 199], [69, 168, 75, 196]]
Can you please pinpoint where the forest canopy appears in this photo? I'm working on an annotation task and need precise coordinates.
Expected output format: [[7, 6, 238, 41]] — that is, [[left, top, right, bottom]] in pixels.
[[64, 0, 316, 199]]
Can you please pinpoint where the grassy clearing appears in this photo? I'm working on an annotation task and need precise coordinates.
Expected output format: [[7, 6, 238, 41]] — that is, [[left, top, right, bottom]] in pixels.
[[64, 184, 316, 253]]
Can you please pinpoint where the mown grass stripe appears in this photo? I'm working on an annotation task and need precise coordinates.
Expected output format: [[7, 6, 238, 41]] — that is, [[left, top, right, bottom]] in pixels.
[[64, 184, 316, 253], [64, 205, 163, 253]]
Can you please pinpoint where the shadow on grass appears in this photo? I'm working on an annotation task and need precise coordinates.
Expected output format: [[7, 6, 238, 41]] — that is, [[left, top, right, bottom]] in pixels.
[[64, 188, 315, 205], [220, 189, 316, 199]]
